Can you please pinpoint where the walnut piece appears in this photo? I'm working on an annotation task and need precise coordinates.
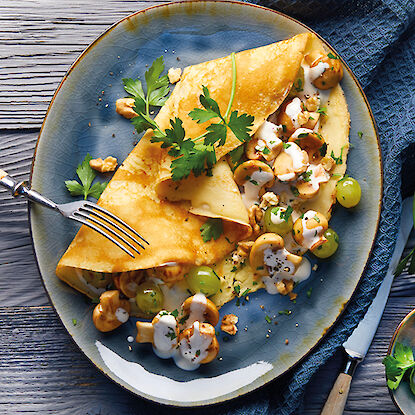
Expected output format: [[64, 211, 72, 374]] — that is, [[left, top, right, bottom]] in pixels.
[[297, 111, 310, 126], [115, 97, 137, 119], [89, 156, 118, 173], [221, 314, 238, 335], [232, 241, 254, 265], [321, 155, 335, 172], [168, 67, 182, 84], [259, 192, 279, 209], [276, 279, 294, 296], [248, 205, 263, 236], [305, 96, 320, 112]]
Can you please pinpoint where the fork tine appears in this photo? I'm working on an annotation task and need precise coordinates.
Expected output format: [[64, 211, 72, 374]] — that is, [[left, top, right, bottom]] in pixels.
[[70, 215, 136, 258], [73, 211, 141, 255], [83, 201, 149, 245], [79, 206, 145, 250]]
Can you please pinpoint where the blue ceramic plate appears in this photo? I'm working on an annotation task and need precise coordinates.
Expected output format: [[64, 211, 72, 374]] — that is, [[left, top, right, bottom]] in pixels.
[[388, 309, 415, 414], [30, 1, 382, 407]]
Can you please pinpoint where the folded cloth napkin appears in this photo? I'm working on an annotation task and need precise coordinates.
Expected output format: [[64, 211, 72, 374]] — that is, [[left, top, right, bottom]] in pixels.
[[128, 1, 415, 414]]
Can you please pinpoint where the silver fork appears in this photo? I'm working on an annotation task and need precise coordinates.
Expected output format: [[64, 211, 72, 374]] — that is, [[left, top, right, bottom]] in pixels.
[[0, 169, 148, 258]]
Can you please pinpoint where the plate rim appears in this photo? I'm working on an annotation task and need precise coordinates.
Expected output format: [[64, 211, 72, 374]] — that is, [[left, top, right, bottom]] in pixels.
[[28, 0, 383, 407]]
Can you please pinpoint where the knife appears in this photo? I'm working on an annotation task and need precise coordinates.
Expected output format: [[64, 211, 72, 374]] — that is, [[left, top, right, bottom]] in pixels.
[[321, 197, 414, 415]]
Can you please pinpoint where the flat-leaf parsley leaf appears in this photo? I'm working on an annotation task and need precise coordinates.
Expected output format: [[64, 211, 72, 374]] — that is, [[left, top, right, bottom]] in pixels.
[[200, 218, 223, 242], [65, 154, 107, 200]]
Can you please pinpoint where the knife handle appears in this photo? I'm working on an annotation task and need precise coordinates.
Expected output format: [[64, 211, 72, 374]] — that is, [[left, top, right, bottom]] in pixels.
[[320, 354, 360, 415], [320, 372, 351, 415]]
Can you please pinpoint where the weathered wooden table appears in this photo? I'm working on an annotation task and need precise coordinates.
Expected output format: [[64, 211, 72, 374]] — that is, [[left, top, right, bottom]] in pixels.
[[1, 2, 413, 413]]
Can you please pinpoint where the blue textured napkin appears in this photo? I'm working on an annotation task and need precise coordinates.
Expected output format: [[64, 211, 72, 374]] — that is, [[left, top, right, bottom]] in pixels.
[[134, 1, 415, 414]]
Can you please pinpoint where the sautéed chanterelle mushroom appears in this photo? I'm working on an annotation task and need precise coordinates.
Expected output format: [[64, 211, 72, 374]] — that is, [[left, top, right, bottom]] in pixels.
[[56, 33, 361, 370]]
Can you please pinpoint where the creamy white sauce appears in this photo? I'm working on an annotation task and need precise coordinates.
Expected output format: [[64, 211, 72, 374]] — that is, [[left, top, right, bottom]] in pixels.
[[301, 62, 330, 104], [261, 248, 311, 294], [176, 321, 213, 371], [186, 292, 207, 327], [115, 307, 129, 323], [307, 164, 330, 190], [300, 210, 324, 249], [276, 142, 308, 182], [263, 247, 298, 278], [254, 121, 282, 151], [241, 170, 274, 209], [290, 127, 314, 139], [270, 207, 286, 225], [153, 312, 178, 359], [285, 97, 302, 129], [277, 172, 296, 182], [291, 257, 312, 283]]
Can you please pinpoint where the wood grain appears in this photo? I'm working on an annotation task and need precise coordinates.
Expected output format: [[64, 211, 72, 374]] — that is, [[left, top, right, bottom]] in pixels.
[[0, 0, 169, 129]]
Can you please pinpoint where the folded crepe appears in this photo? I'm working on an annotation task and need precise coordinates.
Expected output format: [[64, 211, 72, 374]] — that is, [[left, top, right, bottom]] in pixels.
[[56, 33, 312, 297]]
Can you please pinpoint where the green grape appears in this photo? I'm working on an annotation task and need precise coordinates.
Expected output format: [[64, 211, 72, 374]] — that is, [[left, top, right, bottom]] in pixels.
[[135, 282, 163, 314], [186, 266, 221, 297], [336, 177, 361, 208], [311, 228, 339, 259], [263, 206, 293, 236]]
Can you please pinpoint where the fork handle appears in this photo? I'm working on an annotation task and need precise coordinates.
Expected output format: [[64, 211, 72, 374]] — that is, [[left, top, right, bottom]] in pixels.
[[0, 169, 57, 210]]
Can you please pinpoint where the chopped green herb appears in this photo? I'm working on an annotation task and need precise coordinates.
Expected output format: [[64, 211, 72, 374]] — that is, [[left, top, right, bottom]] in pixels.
[[253, 281, 258, 286], [297, 133, 309, 138], [282, 125, 287, 133], [327, 52, 339, 60], [200, 218, 223, 242], [171, 309, 179, 318], [65, 154, 108, 200], [317, 107, 327, 116], [265, 315, 272, 324], [300, 170, 312, 182], [250, 179, 259, 186], [256, 266, 264, 271], [230, 265, 238, 273], [358, 131, 363, 139], [262, 147, 271, 155], [241, 288, 251, 297], [234, 285, 241, 295], [165, 327, 177, 340], [72, 318, 77, 326], [282, 206, 293, 222], [306, 287, 313, 298], [278, 309, 292, 316], [179, 314, 190, 325], [293, 78, 303, 92], [283, 143, 291, 149], [313, 215, 320, 223], [195, 349, 201, 357], [319, 142, 328, 157], [331, 147, 344, 165], [291, 186, 300, 197]]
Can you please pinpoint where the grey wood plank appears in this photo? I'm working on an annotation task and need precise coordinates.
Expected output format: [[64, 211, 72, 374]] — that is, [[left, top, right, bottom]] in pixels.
[[0, 0, 170, 129], [0, 130, 48, 307], [0, 298, 408, 415]]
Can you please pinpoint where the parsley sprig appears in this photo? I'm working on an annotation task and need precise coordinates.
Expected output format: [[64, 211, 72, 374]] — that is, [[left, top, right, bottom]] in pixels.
[[127, 53, 254, 181], [383, 342, 415, 392], [65, 154, 108, 200], [200, 217, 223, 242]]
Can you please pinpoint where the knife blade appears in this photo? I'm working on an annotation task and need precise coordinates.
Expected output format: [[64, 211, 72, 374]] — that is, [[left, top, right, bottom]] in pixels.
[[321, 197, 414, 415]]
